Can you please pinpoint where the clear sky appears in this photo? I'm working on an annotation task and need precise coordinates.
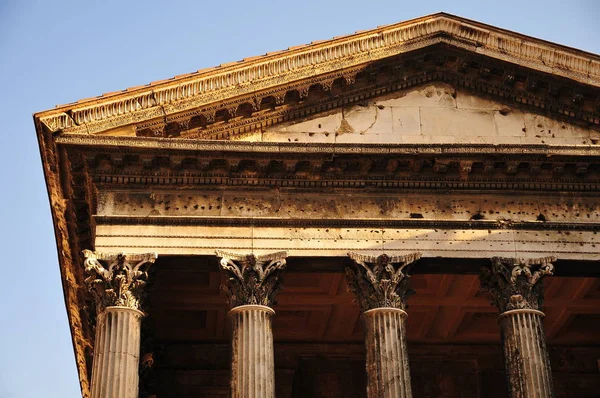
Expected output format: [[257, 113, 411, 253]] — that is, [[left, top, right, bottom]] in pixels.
[[0, 0, 598, 396]]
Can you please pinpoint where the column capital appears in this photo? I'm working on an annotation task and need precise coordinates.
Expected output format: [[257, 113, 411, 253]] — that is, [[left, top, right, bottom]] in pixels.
[[83, 250, 157, 314], [346, 252, 422, 312], [217, 250, 288, 309], [480, 256, 556, 313]]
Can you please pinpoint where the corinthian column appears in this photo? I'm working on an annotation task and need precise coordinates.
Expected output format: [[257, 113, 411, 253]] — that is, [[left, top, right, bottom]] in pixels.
[[83, 250, 157, 398], [217, 250, 288, 398], [346, 252, 421, 398], [480, 256, 557, 398]]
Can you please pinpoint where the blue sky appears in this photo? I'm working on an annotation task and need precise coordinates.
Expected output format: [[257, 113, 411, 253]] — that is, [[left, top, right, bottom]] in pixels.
[[0, 1, 598, 396]]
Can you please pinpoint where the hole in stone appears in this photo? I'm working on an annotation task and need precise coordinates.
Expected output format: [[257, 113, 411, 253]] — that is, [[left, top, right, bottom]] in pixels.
[[470, 212, 485, 220]]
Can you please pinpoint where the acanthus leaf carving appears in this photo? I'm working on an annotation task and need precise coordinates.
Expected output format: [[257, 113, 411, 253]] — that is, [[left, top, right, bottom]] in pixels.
[[251, 97, 262, 112], [216, 250, 288, 308], [274, 93, 286, 105], [480, 256, 556, 313], [346, 252, 422, 311], [298, 86, 310, 99], [321, 79, 334, 92], [83, 250, 157, 314], [203, 111, 216, 123], [227, 105, 239, 118], [343, 72, 357, 85]]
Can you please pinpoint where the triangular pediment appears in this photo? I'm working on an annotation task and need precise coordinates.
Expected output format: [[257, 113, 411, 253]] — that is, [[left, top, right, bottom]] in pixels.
[[252, 82, 597, 146], [35, 13, 600, 141]]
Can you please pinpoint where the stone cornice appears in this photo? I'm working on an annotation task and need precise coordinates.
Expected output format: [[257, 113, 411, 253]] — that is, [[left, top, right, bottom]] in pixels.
[[55, 135, 600, 157], [68, 139, 600, 193], [35, 13, 600, 135]]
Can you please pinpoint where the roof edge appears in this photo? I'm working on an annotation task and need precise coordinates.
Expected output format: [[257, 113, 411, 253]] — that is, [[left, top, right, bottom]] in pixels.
[[34, 13, 600, 136]]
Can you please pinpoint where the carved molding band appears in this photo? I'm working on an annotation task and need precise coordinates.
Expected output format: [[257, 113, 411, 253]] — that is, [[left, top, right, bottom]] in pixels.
[[480, 256, 556, 313], [346, 252, 422, 311], [83, 250, 157, 313], [216, 250, 288, 309]]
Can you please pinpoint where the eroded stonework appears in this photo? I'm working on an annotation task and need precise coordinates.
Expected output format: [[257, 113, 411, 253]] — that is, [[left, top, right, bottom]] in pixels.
[[480, 256, 556, 312], [346, 252, 421, 311], [217, 250, 288, 308], [83, 250, 157, 313], [261, 83, 598, 146], [34, 13, 600, 398]]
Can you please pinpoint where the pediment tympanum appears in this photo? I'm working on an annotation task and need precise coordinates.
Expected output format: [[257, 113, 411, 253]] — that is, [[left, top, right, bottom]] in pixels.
[[35, 13, 600, 142], [257, 82, 598, 146]]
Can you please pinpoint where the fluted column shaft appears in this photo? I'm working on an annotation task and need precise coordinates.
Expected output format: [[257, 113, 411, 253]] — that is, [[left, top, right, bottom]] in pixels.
[[346, 252, 421, 398], [499, 309, 554, 398], [229, 305, 275, 398], [216, 251, 287, 398], [363, 308, 412, 398], [83, 251, 156, 398], [90, 306, 144, 398], [480, 256, 556, 398]]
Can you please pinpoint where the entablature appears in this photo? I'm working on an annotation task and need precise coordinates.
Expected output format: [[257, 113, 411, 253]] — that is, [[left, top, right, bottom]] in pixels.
[[61, 138, 600, 192]]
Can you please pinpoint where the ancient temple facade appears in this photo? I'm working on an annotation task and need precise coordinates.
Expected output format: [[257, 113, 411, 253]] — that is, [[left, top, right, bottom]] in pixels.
[[35, 13, 600, 398]]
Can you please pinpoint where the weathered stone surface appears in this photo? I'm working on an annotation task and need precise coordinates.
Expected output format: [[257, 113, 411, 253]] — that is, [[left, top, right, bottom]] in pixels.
[[481, 257, 556, 398], [83, 250, 157, 313], [498, 310, 554, 398], [363, 308, 412, 398], [346, 253, 420, 397], [97, 191, 600, 224], [217, 250, 287, 308], [89, 307, 144, 398], [95, 223, 600, 260], [229, 305, 276, 398], [480, 256, 555, 312], [346, 253, 421, 311], [84, 251, 157, 398], [95, 190, 600, 260], [262, 83, 594, 145], [216, 252, 287, 398]]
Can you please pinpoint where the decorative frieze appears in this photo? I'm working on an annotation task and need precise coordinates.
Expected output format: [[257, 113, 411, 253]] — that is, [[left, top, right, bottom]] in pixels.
[[480, 256, 556, 313], [83, 250, 158, 313], [346, 252, 421, 311], [216, 250, 288, 308]]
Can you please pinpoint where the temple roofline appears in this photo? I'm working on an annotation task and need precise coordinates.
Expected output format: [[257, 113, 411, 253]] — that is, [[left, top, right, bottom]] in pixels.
[[34, 13, 600, 135]]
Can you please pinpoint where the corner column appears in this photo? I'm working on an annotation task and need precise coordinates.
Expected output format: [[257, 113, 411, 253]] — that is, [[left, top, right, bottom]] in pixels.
[[346, 252, 421, 398], [84, 250, 157, 398], [217, 251, 288, 398], [480, 256, 556, 398]]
